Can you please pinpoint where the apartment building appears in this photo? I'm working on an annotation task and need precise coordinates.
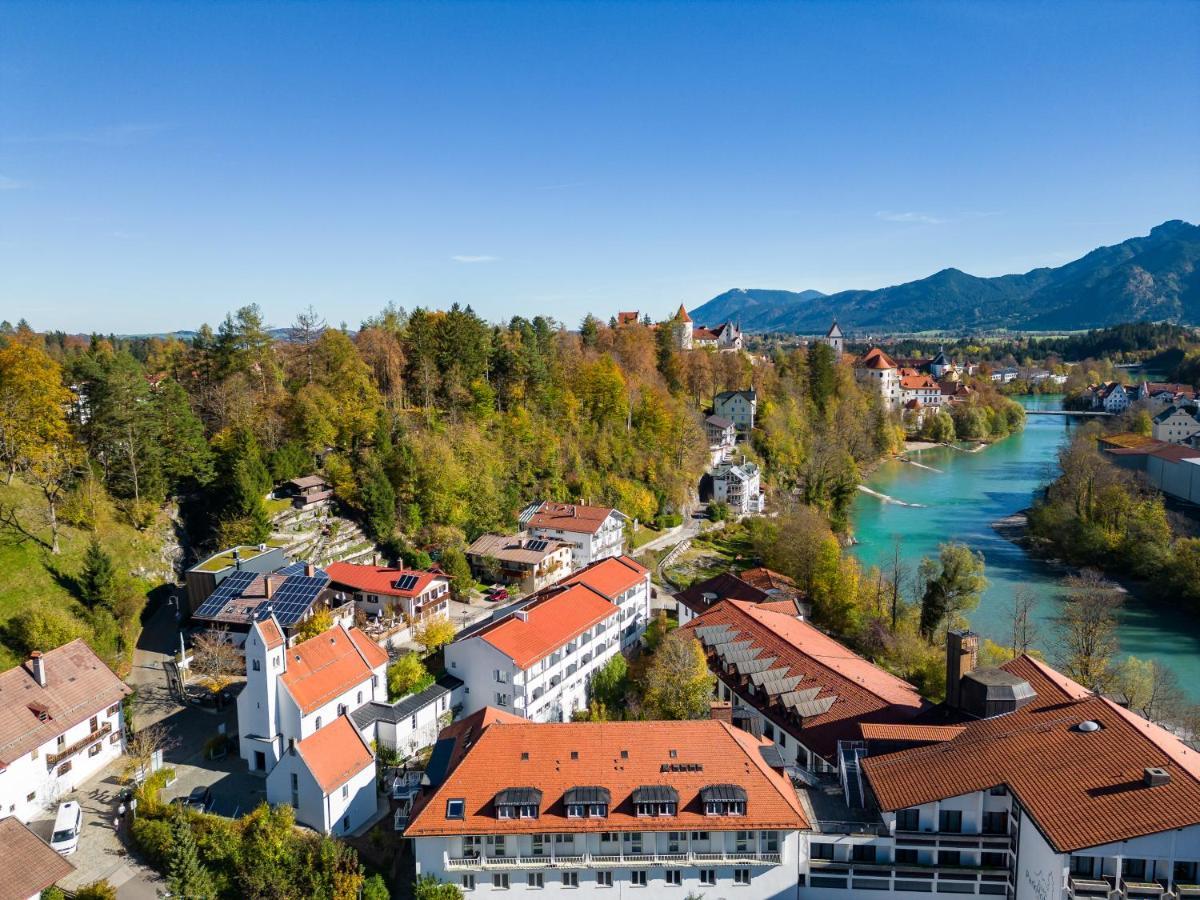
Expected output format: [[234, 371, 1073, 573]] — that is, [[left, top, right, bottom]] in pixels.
[[562, 555, 652, 651], [444, 583, 623, 722], [683, 600, 927, 776], [0, 642, 130, 823], [325, 561, 451, 622], [711, 460, 765, 516], [464, 532, 574, 594], [519, 502, 627, 570], [713, 389, 758, 433], [405, 712, 810, 897]]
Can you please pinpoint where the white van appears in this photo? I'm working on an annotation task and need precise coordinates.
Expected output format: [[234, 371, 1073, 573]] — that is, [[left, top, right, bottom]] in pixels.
[[49, 800, 82, 855]]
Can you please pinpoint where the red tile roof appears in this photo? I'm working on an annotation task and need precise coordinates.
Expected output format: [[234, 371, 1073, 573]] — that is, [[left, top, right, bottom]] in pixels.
[[858, 347, 898, 371], [281, 625, 387, 715], [861, 655, 1200, 852], [1148, 444, 1200, 462], [738, 567, 799, 596], [296, 714, 374, 794], [683, 601, 926, 761], [676, 303, 692, 323], [900, 374, 939, 390], [563, 555, 648, 598], [859, 723, 967, 742], [326, 562, 448, 598], [674, 572, 770, 616], [616, 311, 640, 326], [0, 640, 130, 766], [405, 718, 809, 837], [525, 502, 618, 535], [0, 817, 74, 899], [255, 617, 285, 650], [476, 584, 619, 670]]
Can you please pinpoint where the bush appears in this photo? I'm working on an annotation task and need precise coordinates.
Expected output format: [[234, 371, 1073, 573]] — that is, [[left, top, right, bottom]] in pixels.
[[131, 816, 173, 867], [708, 502, 729, 522], [363, 873, 391, 900], [75, 882, 118, 900], [388, 653, 434, 700]]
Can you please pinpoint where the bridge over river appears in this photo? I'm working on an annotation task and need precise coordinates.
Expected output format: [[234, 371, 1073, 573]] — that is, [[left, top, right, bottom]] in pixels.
[[1023, 409, 1111, 417]]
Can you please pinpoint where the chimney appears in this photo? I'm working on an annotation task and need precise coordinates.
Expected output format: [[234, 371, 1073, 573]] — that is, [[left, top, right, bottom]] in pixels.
[[305, 562, 315, 578], [709, 700, 733, 724], [1144, 767, 1171, 787], [264, 576, 275, 599], [946, 629, 978, 710], [29, 651, 46, 687]]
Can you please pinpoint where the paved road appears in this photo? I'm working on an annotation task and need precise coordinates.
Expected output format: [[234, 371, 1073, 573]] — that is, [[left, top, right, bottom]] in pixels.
[[629, 517, 703, 557]]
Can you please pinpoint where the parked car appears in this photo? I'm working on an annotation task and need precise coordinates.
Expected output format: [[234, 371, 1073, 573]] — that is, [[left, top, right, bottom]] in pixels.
[[50, 801, 82, 855], [486, 586, 509, 602], [173, 785, 212, 812]]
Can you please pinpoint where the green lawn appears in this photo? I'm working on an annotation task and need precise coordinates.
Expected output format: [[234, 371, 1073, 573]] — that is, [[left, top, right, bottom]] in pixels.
[[0, 477, 171, 669]]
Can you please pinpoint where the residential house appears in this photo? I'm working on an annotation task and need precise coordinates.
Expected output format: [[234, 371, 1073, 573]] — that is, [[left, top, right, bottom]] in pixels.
[[899, 373, 942, 410], [352, 673, 462, 764], [1089, 382, 1131, 413], [691, 325, 721, 349], [0, 642, 130, 823], [563, 555, 652, 651], [704, 414, 736, 465], [190, 560, 352, 648], [671, 304, 694, 351], [405, 712, 810, 898], [325, 562, 451, 624], [929, 349, 956, 379], [1137, 381, 1198, 406], [855, 348, 902, 409], [615, 311, 640, 327], [519, 501, 626, 569], [443, 582, 623, 722], [940, 380, 974, 404], [675, 570, 809, 625], [464, 532, 574, 594], [0, 816, 75, 899], [279, 474, 332, 509], [710, 460, 765, 516], [184, 543, 288, 617], [683, 601, 927, 775], [814, 633, 1200, 900], [713, 389, 758, 433], [237, 617, 387, 782], [822, 320, 845, 361], [1151, 404, 1200, 444]]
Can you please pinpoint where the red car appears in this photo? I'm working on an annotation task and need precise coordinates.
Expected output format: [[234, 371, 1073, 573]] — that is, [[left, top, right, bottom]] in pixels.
[[486, 586, 509, 602]]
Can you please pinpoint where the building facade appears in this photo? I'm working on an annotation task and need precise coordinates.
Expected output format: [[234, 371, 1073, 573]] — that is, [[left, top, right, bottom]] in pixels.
[[464, 532, 574, 594], [855, 348, 902, 410], [563, 555, 652, 652], [519, 502, 626, 569], [711, 460, 765, 516], [713, 389, 758, 433], [325, 562, 451, 622]]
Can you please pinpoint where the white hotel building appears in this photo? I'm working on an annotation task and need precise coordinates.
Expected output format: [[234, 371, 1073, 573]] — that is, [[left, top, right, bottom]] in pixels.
[[519, 502, 627, 570], [0, 641, 129, 823]]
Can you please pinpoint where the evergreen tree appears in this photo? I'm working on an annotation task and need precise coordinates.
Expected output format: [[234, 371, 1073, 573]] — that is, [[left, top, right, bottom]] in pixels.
[[359, 457, 397, 540], [154, 379, 213, 492], [166, 809, 216, 900], [79, 537, 116, 608]]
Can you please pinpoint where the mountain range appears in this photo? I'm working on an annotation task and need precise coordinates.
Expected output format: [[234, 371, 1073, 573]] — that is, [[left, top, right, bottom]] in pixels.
[[690, 220, 1200, 333]]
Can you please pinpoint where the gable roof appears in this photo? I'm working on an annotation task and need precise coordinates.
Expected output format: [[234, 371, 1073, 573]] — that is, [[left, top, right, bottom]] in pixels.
[[616, 311, 640, 326], [295, 714, 374, 794], [714, 389, 757, 404], [465, 531, 573, 565], [693, 326, 722, 341], [563, 555, 648, 599], [705, 414, 735, 429], [861, 655, 1200, 852], [0, 817, 74, 899], [523, 502, 619, 535], [683, 601, 925, 761], [0, 640, 130, 766], [404, 718, 809, 837], [280, 625, 388, 715], [858, 347, 898, 370], [900, 374, 939, 390], [674, 572, 770, 617], [826, 320, 843, 339], [474, 584, 619, 670], [326, 562, 447, 598], [738, 567, 800, 597]]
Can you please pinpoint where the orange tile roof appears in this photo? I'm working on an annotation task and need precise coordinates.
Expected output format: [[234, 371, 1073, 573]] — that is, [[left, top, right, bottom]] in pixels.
[[326, 562, 447, 598], [859, 723, 967, 742], [900, 374, 938, 390], [616, 311, 640, 326], [405, 718, 809, 837], [683, 601, 926, 760], [255, 617, 285, 650], [281, 625, 386, 715], [858, 347, 898, 370], [738, 567, 799, 595], [0, 640, 131, 766], [296, 714, 374, 794], [563, 555, 648, 598], [861, 655, 1200, 852], [526, 502, 617, 535], [0, 817, 74, 899], [476, 584, 619, 670], [676, 303, 692, 323]]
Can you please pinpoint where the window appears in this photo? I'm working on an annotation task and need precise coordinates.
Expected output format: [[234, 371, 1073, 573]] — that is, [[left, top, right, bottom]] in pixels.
[[666, 832, 682, 853], [496, 693, 510, 707], [341, 784, 349, 799], [988, 785, 1007, 796], [735, 831, 751, 852], [446, 798, 465, 819], [982, 852, 1007, 869], [700, 869, 716, 886], [690, 831, 708, 842], [357, 691, 363, 704], [812, 843, 835, 860], [462, 835, 482, 858], [527, 873, 543, 889], [665, 870, 682, 886], [372, 674, 379, 687], [896, 848, 918, 865], [107, 703, 120, 716], [89, 715, 98, 732], [57, 735, 65, 749], [88, 743, 102, 758], [852, 845, 877, 863], [411, 714, 418, 729], [629, 871, 646, 887], [57, 761, 71, 775], [109, 733, 120, 744], [486, 835, 507, 857], [315, 716, 323, 729], [734, 869, 751, 885], [938, 851, 961, 867], [982, 811, 1008, 834], [531, 834, 546, 856], [1175, 861, 1199, 884], [492, 874, 509, 890], [495, 669, 508, 683], [896, 808, 920, 831], [762, 831, 779, 852], [252, 659, 261, 671], [1124, 859, 1147, 881], [460, 874, 475, 891], [337, 703, 347, 716], [938, 810, 963, 833], [561, 872, 578, 888], [596, 872, 612, 888], [26, 791, 35, 802]]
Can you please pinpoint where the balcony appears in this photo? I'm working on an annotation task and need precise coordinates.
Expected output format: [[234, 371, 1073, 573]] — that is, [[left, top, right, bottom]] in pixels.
[[47, 722, 112, 767], [445, 850, 782, 871]]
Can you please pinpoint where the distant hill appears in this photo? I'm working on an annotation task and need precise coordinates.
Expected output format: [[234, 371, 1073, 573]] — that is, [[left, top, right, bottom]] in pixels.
[[689, 220, 1200, 333]]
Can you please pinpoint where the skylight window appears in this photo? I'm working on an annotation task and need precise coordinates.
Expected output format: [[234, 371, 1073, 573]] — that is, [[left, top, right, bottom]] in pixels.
[[446, 798, 465, 819]]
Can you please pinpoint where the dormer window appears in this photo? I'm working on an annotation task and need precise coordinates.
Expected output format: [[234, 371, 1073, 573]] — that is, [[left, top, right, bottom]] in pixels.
[[632, 786, 678, 817], [701, 784, 747, 816], [495, 787, 542, 820], [28, 704, 50, 723], [564, 787, 610, 819]]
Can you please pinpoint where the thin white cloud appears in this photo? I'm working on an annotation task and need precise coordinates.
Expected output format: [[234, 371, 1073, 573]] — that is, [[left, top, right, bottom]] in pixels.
[[1, 123, 167, 146], [451, 255, 499, 263], [876, 211, 947, 225], [0, 175, 27, 190]]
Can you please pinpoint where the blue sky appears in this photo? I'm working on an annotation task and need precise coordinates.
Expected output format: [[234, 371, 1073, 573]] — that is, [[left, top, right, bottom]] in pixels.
[[1, 1, 1198, 334]]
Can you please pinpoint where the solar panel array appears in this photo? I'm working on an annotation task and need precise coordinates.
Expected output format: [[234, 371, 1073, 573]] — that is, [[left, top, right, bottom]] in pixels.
[[268, 575, 328, 626], [393, 573, 421, 592], [193, 570, 257, 620], [525, 539, 549, 552], [277, 560, 327, 579]]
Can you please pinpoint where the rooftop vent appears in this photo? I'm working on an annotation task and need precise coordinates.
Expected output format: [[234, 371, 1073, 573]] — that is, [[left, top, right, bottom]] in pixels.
[[1075, 720, 1103, 733], [1144, 767, 1171, 787]]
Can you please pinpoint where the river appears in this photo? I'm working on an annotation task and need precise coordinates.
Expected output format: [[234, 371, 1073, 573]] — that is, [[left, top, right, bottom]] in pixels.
[[849, 394, 1200, 700]]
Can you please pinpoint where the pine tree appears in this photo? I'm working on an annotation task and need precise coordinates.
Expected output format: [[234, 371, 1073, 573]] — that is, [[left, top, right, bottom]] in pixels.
[[166, 809, 216, 900], [79, 537, 116, 608]]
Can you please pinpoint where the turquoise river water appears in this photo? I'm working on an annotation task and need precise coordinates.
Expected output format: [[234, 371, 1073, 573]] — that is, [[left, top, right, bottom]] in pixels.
[[849, 394, 1200, 699]]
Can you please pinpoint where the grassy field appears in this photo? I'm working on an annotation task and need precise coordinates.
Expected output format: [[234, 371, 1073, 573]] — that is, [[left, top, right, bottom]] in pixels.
[[0, 477, 172, 669], [662, 522, 755, 589]]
